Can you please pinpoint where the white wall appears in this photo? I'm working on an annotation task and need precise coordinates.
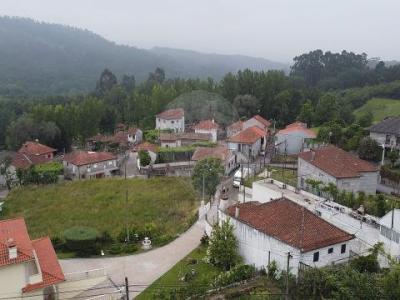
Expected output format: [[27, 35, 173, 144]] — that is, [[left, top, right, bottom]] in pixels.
[[276, 131, 313, 155], [219, 210, 353, 276], [195, 128, 217, 142], [156, 117, 185, 133]]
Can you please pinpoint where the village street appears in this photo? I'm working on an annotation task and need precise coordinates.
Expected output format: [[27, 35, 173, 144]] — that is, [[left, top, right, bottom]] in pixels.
[[60, 221, 204, 298]]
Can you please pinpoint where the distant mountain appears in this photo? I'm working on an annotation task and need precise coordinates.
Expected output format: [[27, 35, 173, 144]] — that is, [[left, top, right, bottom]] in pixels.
[[0, 17, 287, 97]]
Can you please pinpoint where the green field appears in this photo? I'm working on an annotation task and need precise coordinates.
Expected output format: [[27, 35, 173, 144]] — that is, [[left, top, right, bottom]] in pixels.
[[354, 98, 400, 123], [2, 177, 198, 241]]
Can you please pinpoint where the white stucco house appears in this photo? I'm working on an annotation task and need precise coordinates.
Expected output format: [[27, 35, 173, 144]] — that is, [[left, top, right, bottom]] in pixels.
[[275, 122, 316, 155], [155, 108, 185, 133], [379, 209, 400, 261], [369, 117, 400, 150], [297, 146, 379, 194], [219, 198, 355, 276], [227, 126, 266, 160], [0, 218, 65, 299], [63, 151, 119, 180], [194, 119, 219, 143], [191, 145, 236, 175]]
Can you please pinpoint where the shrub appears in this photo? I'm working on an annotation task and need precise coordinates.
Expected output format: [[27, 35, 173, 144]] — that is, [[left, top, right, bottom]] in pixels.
[[200, 233, 209, 245], [64, 226, 99, 256], [267, 261, 278, 280], [139, 150, 151, 166], [212, 264, 256, 288]]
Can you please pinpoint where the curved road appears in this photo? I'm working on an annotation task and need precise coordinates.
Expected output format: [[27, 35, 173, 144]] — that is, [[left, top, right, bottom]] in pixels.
[[60, 222, 204, 298]]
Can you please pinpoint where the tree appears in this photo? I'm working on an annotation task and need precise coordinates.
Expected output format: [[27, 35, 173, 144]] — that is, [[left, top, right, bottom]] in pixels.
[[207, 219, 240, 270], [139, 150, 151, 167], [0, 155, 13, 189], [121, 74, 136, 92], [297, 100, 314, 126], [232, 94, 260, 118], [95, 69, 117, 95], [191, 157, 224, 197], [358, 137, 381, 162], [357, 111, 374, 128], [388, 150, 399, 167]]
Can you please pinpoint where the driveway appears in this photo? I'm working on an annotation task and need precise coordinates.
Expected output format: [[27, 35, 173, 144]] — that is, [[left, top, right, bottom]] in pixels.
[[60, 221, 204, 298], [122, 152, 141, 178]]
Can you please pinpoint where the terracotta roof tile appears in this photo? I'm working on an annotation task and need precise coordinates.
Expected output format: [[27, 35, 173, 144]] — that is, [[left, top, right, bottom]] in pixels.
[[0, 218, 35, 268], [159, 133, 178, 141], [192, 145, 231, 162], [64, 151, 116, 166], [298, 146, 379, 178], [227, 126, 265, 144], [227, 120, 244, 132], [195, 120, 219, 130], [156, 108, 184, 120], [133, 142, 159, 153], [179, 132, 210, 141], [277, 122, 316, 138], [252, 115, 271, 127], [226, 198, 354, 252], [19, 141, 56, 156], [23, 237, 65, 293]]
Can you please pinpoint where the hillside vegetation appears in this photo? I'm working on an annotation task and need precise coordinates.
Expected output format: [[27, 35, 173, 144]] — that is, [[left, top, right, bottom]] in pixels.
[[0, 17, 285, 96], [354, 98, 400, 123]]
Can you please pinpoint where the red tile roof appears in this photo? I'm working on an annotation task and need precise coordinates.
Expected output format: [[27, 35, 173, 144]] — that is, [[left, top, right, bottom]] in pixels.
[[277, 122, 316, 138], [133, 142, 159, 153], [227, 126, 265, 144], [226, 198, 354, 252], [252, 115, 271, 128], [19, 141, 56, 156], [195, 120, 219, 130], [156, 108, 184, 120], [159, 133, 178, 142], [64, 151, 116, 166], [227, 120, 243, 132], [298, 146, 379, 178], [23, 237, 65, 293], [0, 218, 65, 293], [0, 218, 35, 268], [192, 145, 231, 162], [179, 132, 210, 141]]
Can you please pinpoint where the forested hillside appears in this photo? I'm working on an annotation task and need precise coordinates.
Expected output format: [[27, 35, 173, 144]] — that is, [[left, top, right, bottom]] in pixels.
[[0, 17, 286, 97]]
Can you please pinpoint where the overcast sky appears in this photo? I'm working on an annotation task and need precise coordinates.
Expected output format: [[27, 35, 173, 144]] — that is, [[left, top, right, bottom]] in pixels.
[[1, 0, 399, 63]]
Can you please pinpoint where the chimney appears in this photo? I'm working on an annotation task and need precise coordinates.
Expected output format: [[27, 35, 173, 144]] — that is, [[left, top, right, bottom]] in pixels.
[[235, 206, 240, 218], [7, 238, 17, 260]]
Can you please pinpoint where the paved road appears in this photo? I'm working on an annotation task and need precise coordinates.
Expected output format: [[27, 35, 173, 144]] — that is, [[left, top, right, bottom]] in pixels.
[[60, 222, 203, 298], [122, 152, 141, 178]]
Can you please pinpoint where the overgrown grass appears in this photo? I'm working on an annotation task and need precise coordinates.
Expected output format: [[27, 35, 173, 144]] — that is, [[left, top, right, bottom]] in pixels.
[[270, 167, 298, 187], [2, 177, 198, 242], [137, 245, 221, 299], [354, 98, 400, 123]]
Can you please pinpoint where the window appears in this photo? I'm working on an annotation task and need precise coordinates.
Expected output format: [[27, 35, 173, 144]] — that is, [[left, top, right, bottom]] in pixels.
[[386, 135, 391, 144], [328, 247, 333, 254], [341, 244, 346, 254], [313, 252, 319, 262]]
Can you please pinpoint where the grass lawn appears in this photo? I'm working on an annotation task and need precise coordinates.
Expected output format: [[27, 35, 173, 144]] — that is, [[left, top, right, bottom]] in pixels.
[[354, 98, 400, 123], [270, 167, 297, 187], [2, 177, 198, 244], [137, 245, 221, 299]]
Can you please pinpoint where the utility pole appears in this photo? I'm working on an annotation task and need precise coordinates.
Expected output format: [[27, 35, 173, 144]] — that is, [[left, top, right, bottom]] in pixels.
[[285, 252, 291, 300], [126, 190, 129, 242], [125, 277, 129, 300]]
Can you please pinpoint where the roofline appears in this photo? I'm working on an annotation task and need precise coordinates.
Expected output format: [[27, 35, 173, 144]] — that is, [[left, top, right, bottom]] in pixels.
[[64, 156, 117, 167]]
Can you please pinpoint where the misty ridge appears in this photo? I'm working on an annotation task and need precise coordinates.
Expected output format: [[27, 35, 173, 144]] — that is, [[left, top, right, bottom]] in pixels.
[[0, 16, 287, 97]]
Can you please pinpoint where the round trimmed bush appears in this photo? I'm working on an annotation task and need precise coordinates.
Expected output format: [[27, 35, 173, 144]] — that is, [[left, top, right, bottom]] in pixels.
[[64, 226, 99, 256]]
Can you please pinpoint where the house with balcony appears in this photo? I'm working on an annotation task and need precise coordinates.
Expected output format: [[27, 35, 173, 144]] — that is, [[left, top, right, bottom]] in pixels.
[[156, 108, 185, 133], [369, 117, 400, 149], [63, 151, 118, 180], [219, 198, 355, 276], [298, 146, 379, 194], [0, 218, 65, 299]]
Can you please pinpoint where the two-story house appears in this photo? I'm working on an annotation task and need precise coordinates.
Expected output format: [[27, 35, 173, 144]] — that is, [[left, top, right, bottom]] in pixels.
[[227, 126, 266, 160], [194, 119, 219, 143], [0, 218, 65, 299], [63, 151, 118, 180], [369, 117, 400, 149], [243, 115, 271, 131], [298, 146, 379, 194], [156, 108, 185, 133]]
